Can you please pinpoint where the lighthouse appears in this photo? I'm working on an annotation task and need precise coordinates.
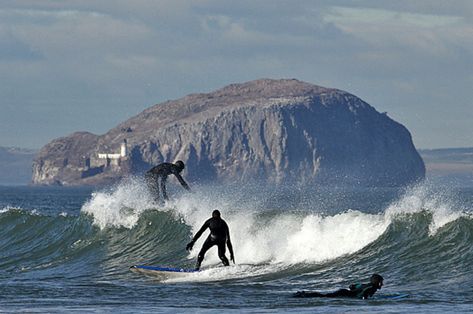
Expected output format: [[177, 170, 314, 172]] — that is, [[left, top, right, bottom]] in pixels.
[[97, 139, 128, 167], [120, 139, 127, 157]]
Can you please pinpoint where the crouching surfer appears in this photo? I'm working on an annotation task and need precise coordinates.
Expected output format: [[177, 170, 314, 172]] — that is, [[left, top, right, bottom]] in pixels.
[[145, 160, 190, 203], [186, 210, 235, 270], [293, 274, 384, 299]]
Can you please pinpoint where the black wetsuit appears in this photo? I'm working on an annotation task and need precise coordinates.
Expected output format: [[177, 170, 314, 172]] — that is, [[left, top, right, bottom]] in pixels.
[[145, 163, 189, 202], [192, 217, 234, 270], [294, 283, 379, 299]]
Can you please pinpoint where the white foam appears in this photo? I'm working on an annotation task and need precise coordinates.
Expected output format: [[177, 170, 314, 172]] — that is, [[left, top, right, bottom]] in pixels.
[[165, 263, 283, 283], [0, 207, 11, 214], [0, 205, 19, 214], [275, 211, 388, 263], [80, 179, 468, 276], [169, 192, 391, 266], [81, 177, 156, 229]]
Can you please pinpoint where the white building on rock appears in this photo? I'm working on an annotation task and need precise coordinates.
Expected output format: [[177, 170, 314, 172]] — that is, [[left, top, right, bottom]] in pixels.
[[97, 139, 128, 167]]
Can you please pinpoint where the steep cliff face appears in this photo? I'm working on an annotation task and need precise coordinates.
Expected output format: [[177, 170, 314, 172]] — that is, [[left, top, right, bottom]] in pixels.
[[32, 79, 425, 186]]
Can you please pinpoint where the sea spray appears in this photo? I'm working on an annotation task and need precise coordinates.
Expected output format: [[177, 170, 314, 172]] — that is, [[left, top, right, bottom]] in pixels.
[[79, 180, 397, 266], [81, 177, 156, 229], [384, 183, 467, 235]]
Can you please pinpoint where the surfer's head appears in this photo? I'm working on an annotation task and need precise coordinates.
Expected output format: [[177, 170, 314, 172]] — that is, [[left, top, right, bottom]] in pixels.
[[212, 209, 221, 218], [174, 160, 185, 171], [370, 274, 384, 289]]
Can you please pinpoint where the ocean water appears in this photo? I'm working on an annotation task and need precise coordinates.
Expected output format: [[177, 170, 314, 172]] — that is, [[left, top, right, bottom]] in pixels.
[[1, 179, 473, 313]]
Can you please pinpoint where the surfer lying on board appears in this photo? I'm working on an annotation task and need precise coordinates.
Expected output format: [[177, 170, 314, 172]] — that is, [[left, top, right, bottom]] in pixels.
[[186, 210, 235, 270], [293, 274, 384, 299], [145, 160, 190, 202]]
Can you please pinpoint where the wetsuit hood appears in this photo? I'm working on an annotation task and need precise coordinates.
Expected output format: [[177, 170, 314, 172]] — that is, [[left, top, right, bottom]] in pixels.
[[174, 160, 185, 171], [370, 274, 384, 289]]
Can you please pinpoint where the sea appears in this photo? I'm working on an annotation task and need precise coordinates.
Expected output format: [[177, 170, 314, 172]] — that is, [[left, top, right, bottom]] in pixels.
[[1, 177, 472, 313]]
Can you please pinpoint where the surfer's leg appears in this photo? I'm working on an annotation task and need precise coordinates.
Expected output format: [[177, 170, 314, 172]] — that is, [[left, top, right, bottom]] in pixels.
[[217, 241, 229, 266], [196, 237, 214, 270], [161, 177, 168, 201], [146, 174, 160, 202], [293, 291, 326, 298]]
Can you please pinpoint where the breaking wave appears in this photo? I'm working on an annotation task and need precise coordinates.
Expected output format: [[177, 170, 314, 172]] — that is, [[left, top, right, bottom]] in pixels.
[[1, 180, 472, 284]]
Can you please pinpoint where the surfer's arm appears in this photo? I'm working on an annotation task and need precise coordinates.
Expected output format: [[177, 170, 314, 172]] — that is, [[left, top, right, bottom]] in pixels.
[[174, 173, 190, 191], [361, 287, 376, 299], [186, 219, 209, 251], [192, 219, 210, 242], [225, 222, 235, 263]]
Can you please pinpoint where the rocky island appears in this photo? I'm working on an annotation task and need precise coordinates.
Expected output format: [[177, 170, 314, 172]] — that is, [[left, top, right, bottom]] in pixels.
[[32, 79, 425, 186]]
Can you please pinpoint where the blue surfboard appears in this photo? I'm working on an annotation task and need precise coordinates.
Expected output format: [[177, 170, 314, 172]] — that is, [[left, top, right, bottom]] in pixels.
[[131, 265, 199, 273], [130, 265, 199, 278], [375, 293, 410, 300]]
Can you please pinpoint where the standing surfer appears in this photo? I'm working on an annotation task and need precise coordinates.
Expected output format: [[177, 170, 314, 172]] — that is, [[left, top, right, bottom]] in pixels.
[[186, 210, 235, 270], [145, 160, 190, 203]]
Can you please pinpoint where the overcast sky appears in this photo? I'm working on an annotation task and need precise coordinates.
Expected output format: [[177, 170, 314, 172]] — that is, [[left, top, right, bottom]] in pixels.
[[0, 0, 471, 149]]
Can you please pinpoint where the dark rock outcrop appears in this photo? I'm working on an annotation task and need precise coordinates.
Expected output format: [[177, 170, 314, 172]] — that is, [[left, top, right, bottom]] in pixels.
[[32, 79, 425, 186]]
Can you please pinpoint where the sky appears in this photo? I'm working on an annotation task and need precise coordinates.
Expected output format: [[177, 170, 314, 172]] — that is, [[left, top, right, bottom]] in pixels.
[[0, 1, 471, 149]]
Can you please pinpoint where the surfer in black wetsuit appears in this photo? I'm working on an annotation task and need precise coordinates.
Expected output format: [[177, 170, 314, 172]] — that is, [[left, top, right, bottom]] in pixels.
[[145, 161, 190, 202], [293, 274, 384, 299], [186, 210, 235, 270]]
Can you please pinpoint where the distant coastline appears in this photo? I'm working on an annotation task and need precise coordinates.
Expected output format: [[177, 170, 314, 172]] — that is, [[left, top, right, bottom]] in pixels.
[[0, 146, 37, 186], [418, 147, 473, 186]]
